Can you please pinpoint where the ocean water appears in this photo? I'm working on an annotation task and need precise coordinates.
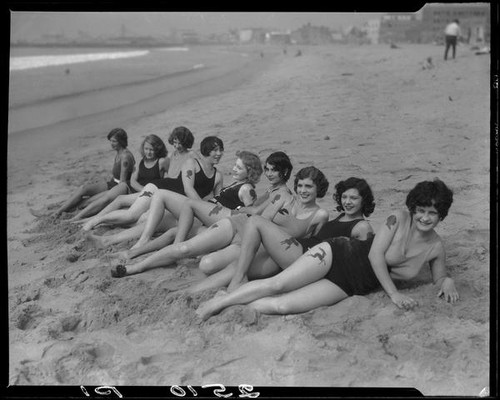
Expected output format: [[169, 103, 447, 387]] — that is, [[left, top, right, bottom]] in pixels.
[[8, 45, 255, 134]]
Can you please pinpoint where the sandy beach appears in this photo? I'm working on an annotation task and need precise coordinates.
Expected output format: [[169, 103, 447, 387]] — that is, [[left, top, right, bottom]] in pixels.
[[7, 43, 490, 395]]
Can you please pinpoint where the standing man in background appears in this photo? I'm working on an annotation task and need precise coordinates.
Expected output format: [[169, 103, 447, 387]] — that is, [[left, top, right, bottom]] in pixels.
[[444, 19, 461, 60]]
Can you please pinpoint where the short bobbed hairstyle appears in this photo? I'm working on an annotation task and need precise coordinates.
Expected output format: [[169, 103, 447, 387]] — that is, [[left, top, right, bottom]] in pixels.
[[236, 150, 263, 185], [334, 177, 375, 217], [107, 128, 128, 148], [406, 178, 453, 220], [265, 151, 293, 182], [200, 136, 224, 156], [293, 166, 329, 198], [168, 126, 194, 150], [141, 134, 167, 159]]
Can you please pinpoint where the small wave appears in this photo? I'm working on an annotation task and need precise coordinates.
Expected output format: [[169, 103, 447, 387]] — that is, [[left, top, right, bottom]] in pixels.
[[157, 47, 189, 52], [10, 50, 150, 71], [192, 64, 205, 70]]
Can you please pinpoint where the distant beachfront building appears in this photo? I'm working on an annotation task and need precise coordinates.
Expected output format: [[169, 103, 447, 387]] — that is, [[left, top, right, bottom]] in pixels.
[[238, 28, 267, 43], [291, 23, 334, 45], [266, 31, 292, 45], [374, 3, 490, 44], [364, 19, 381, 44], [419, 3, 490, 44], [379, 13, 422, 44]]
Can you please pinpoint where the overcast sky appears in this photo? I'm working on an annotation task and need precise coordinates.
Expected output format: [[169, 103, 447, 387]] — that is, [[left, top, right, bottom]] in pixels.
[[11, 11, 395, 40]]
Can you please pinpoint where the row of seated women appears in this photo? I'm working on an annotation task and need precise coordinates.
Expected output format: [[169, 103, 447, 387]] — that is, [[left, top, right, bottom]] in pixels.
[[55, 126, 459, 321]]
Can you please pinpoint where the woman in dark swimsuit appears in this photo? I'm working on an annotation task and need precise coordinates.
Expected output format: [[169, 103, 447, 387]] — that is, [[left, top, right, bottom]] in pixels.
[[197, 178, 459, 321], [54, 128, 135, 217], [71, 134, 168, 221], [189, 177, 374, 294], [81, 127, 194, 231]]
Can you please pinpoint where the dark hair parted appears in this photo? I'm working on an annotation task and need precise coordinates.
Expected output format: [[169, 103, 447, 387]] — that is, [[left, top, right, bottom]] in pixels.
[[200, 136, 224, 156], [237, 151, 263, 185], [168, 126, 194, 150], [406, 178, 453, 220], [293, 166, 329, 198], [141, 134, 167, 159], [107, 128, 128, 148], [334, 177, 375, 217], [265, 151, 293, 182]]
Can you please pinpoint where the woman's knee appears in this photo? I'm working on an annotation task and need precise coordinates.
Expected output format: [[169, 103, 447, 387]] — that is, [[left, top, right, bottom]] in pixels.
[[199, 254, 220, 274]]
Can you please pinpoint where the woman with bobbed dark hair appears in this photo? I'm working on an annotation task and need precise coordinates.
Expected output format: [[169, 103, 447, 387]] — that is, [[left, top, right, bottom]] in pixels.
[[168, 126, 194, 151], [54, 128, 135, 217], [197, 178, 459, 321], [333, 177, 375, 217]]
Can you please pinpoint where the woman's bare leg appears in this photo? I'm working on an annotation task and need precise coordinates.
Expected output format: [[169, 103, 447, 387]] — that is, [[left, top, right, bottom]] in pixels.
[[70, 183, 128, 221], [113, 218, 236, 277], [134, 189, 193, 247], [55, 181, 108, 215], [227, 215, 305, 291], [248, 279, 348, 315], [81, 188, 155, 231], [86, 223, 147, 248], [175, 200, 231, 243], [196, 242, 334, 320]]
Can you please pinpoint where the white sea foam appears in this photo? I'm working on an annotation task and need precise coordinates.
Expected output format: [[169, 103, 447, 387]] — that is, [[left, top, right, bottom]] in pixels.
[[10, 50, 150, 71]]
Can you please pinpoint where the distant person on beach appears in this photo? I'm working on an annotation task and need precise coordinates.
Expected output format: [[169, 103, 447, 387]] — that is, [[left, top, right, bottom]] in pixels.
[[82, 135, 222, 232], [70, 134, 169, 221], [86, 150, 262, 251], [197, 178, 459, 321], [110, 155, 330, 279], [189, 177, 375, 294], [444, 19, 461, 60], [53, 128, 135, 217], [79, 126, 194, 228]]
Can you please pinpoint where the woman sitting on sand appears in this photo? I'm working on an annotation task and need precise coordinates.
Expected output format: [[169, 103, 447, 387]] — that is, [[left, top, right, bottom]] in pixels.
[[83, 134, 222, 233], [190, 177, 375, 294], [54, 128, 135, 217], [111, 159, 330, 279], [196, 178, 459, 321], [87, 150, 263, 250], [70, 134, 169, 221], [80, 126, 195, 230]]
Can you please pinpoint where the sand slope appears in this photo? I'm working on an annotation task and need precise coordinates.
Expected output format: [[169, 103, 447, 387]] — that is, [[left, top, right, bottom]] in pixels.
[[7, 44, 490, 395]]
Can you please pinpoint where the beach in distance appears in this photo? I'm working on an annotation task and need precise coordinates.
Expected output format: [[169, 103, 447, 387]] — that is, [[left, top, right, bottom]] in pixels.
[[7, 42, 491, 395]]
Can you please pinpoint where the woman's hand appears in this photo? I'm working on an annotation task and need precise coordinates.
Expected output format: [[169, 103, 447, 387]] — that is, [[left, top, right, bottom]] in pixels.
[[390, 292, 418, 310], [437, 277, 459, 303]]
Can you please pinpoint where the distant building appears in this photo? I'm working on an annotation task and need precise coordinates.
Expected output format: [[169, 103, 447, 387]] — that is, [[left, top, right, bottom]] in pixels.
[[364, 19, 381, 44], [420, 3, 490, 44], [379, 13, 422, 44], [266, 31, 292, 45], [238, 28, 267, 43]]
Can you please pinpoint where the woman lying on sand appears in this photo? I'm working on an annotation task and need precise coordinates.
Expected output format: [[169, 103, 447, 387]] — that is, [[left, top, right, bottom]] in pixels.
[[111, 159, 329, 278], [86, 150, 262, 249], [70, 134, 169, 221], [80, 127, 195, 231], [196, 178, 459, 320], [189, 177, 374, 294], [82, 135, 222, 233], [53, 128, 135, 217]]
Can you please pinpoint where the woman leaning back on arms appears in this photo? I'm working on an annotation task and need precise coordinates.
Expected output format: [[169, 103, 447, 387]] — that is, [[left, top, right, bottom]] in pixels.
[[196, 178, 459, 321]]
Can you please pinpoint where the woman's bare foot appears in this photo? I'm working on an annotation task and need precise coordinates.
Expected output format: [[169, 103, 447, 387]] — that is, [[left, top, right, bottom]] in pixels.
[[196, 294, 228, 321], [82, 218, 99, 232]]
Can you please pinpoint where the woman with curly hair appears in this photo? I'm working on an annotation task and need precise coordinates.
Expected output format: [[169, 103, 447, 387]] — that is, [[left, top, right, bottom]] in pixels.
[[197, 178, 459, 320], [190, 176, 375, 293], [70, 134, 168, 221], [54, 128, 135, 217]]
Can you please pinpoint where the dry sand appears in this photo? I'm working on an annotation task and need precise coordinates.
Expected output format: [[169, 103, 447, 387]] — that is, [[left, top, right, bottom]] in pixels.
[[7, 43, 491, 395]]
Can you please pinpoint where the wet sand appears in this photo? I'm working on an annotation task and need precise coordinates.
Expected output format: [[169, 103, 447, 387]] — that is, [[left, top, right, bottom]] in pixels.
[[7, 43, 490, 395]]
